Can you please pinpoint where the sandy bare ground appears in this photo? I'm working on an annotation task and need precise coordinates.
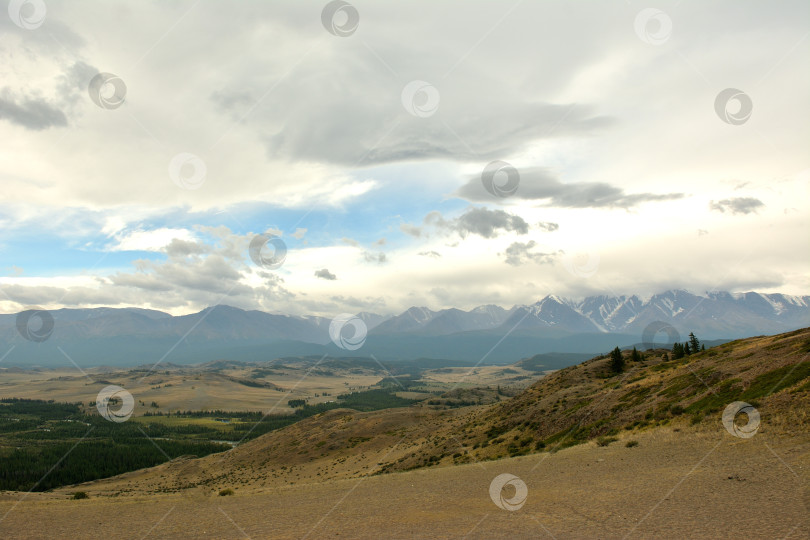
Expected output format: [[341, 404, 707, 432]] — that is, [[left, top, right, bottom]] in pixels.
[[1, 427, 807, 539]]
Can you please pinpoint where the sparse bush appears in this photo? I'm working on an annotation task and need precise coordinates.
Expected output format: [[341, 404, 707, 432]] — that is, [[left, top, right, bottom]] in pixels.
[[219, 488, 234, 496], [596, 436, 618, 447], [625, 440, 639, 448], [71, 491, 89, 500]]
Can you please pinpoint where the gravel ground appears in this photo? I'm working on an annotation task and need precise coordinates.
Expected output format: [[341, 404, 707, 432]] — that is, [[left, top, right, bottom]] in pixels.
[[1, 428, 807, 539]]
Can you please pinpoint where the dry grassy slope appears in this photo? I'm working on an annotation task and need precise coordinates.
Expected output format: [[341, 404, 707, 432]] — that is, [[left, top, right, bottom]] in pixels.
[[381, 327, 810, 471], [57, 328, 810, 497], [58, 406, 468, 497]]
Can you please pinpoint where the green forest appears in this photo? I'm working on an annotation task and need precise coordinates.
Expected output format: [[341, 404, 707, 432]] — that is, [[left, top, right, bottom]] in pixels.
[[0, 388, 416, 492]]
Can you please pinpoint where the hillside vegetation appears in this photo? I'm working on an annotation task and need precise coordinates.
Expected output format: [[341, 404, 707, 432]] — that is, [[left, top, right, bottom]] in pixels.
[[384, 327, 809, 470]]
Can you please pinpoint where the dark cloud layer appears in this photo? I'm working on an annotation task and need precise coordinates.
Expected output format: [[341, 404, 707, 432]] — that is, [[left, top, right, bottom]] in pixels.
[[456, 167, 684, 209]]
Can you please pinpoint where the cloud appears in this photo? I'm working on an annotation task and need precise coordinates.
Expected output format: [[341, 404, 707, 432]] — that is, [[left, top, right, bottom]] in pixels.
[[0, 91, 67, 130], [164, 238, 209, 257], [221, 79, 611, 166], [501, 241, 558, 266], [57, 61, 101, 106], [328, 295, 387, 311], [314, 268, 337, 280], [537, 222, 559, 232], [362, 252, 387, 264], [400, 224, 423, 238], [341, 237, 359, 247], [422, 207, 530, 239], [291, 228, 307, 239], [709, 197, 765, 215], [0, 227, 295, 313], [108, 228, 196, 252], [0, 2, 807, 319], [455, 167, 684, 209]]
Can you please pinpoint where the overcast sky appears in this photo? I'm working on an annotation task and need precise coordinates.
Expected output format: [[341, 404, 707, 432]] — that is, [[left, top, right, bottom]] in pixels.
[[0, 0, 808, 316]]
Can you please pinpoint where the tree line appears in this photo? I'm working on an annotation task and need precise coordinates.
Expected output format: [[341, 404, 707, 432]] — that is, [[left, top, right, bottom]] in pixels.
[[609, 332, 704, 373]]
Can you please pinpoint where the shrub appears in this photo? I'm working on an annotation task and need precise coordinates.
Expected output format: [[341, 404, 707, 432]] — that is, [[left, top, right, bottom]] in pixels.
[[219, 488, 234, 496], [71, 491, 89, 500], [596, 436, 618, 447], [625, 440, 639, 448]]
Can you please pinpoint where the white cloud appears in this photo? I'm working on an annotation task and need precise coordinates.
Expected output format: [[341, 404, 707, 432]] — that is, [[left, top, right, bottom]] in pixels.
[[108, 228, 196, 252], [0, 1, 808, 316]]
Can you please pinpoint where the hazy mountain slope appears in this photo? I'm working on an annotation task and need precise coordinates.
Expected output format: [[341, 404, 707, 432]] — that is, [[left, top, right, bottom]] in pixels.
[[1, 290, 808, 367]]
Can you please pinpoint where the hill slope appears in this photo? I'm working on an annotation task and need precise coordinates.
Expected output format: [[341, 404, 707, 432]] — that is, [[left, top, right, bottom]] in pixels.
[[57, 328, 810, 497]]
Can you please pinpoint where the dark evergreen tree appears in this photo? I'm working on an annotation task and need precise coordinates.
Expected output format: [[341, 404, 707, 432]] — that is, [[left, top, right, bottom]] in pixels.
[[671, 342, 684, 360], [684, 342, 691, 355], [689, 332, 700, 353], [701, 344, 705, 351], [631, 346, 642, 363], [610, 346, 625, 373]]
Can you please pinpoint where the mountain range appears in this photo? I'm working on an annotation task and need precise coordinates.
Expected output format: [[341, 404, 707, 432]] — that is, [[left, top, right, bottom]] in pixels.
[[1, 290, 807, 367]]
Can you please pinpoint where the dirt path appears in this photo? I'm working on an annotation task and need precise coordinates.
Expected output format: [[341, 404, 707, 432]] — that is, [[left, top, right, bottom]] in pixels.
[[1, 428, 807, 539]]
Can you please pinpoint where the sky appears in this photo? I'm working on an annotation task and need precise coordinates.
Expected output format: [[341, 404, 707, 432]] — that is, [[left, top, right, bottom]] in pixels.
[[0, 0, 808, 317]]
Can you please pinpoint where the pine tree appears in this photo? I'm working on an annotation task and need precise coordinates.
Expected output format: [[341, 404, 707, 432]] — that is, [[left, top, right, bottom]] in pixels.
[[610, 346, 625, 373], [684, 342, 691, 355], [631, 346, 642, 363], [689, 332, 700, 353], [672, 342, 684, 360], [701, 344, 705, 351]]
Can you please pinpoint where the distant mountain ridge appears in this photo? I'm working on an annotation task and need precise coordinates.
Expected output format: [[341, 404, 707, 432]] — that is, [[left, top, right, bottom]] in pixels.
[[0, 290, 807, 367], [371, 290, 809, 338]]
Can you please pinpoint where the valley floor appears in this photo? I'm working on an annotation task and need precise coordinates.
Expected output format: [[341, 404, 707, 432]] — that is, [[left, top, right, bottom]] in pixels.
[[0, 427, 807, 539]]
